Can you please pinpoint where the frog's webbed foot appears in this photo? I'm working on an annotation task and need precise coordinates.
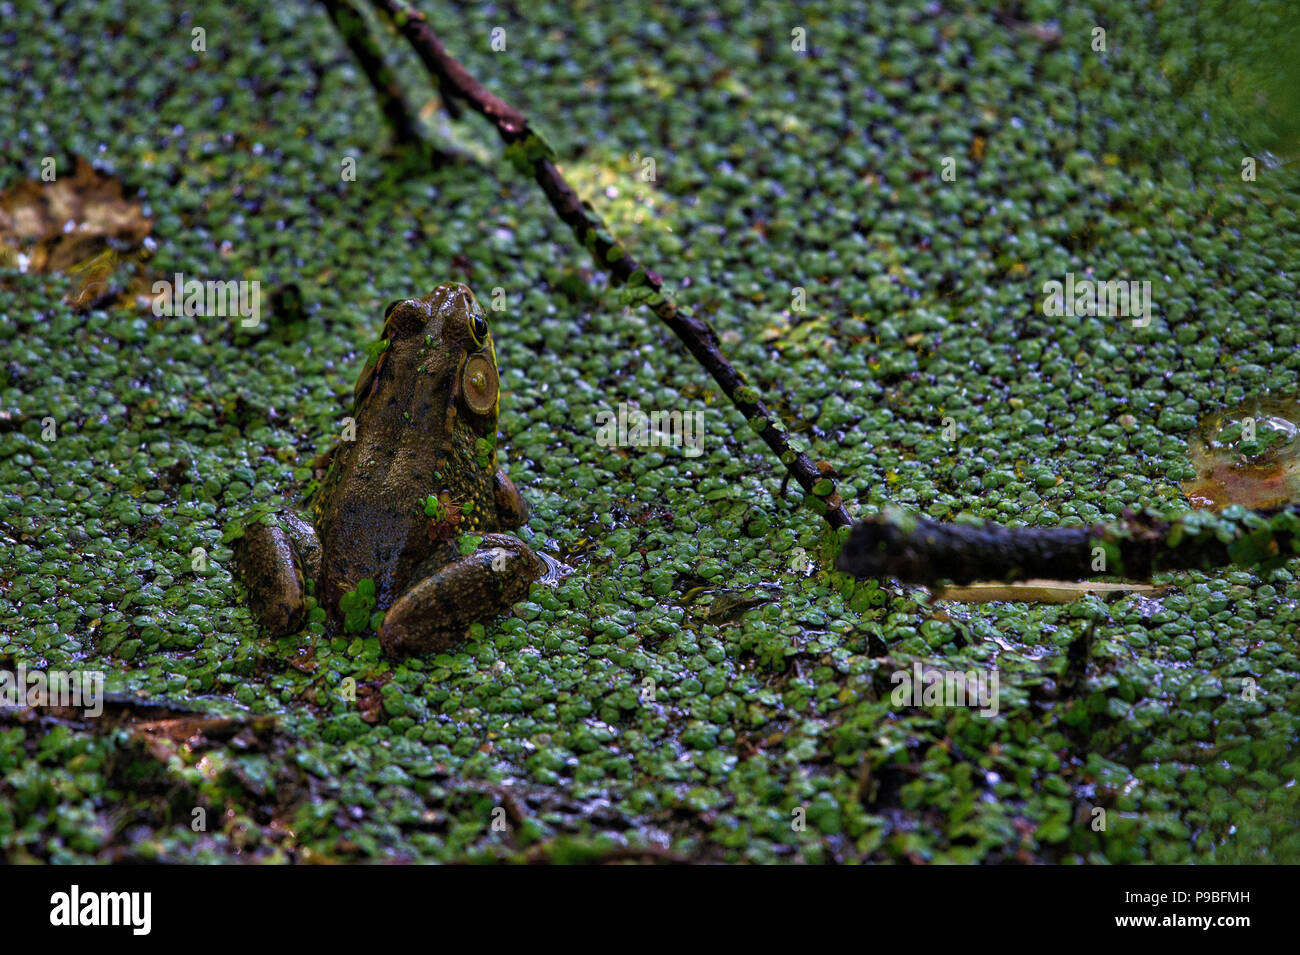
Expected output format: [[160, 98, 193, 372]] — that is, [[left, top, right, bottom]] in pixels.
[[234, 511, 322, 636], [378, 533, 543, 658], [493, 467, 529, 529]]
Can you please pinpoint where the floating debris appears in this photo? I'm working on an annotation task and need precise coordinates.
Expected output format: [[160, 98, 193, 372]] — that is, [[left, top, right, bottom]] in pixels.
[[1182, 395, 1300, 510]]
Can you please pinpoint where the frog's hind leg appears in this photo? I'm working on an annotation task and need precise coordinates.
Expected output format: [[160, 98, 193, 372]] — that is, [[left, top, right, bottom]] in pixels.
[[378, 533, 543, 658], [234, 512, 322, 636]]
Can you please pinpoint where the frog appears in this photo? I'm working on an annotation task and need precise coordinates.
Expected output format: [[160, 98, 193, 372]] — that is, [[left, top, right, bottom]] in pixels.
[[233, 282, 545, 658]]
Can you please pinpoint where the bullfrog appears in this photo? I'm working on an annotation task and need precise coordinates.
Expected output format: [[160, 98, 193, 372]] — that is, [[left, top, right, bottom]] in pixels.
[[234, 282, 544, 658]]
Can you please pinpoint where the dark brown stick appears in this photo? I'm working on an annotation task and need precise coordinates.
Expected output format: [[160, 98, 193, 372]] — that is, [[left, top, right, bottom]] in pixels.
[[836, 505, 1300, 584]]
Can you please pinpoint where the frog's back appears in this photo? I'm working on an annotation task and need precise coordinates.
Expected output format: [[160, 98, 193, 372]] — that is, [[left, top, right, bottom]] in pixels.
[[313, 426, 498, 612]]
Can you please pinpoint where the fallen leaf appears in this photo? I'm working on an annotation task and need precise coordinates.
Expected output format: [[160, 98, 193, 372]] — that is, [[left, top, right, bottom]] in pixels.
[[0, 156, 154, 308]]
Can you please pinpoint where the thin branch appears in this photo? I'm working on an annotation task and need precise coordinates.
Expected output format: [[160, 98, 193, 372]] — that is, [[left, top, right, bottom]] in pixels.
[[835, 506, 1300, 585], [354, 0, 851, 529]]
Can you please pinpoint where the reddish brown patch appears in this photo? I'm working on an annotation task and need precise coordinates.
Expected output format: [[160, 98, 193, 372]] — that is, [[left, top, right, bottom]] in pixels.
[[425, 492, 465, 541], [355, 683, 385, 724], [1182, 460, 1292, 510]]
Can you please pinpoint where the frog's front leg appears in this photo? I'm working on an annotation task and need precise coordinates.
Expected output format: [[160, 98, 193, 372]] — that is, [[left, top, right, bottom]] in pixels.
[[493, 467, 529, 529], [234, 511, 322, 636], [378, 533, 543, 658]]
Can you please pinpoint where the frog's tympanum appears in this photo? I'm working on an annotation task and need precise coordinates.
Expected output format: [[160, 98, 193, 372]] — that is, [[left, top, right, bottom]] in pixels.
[[234, 283, 544, 658]]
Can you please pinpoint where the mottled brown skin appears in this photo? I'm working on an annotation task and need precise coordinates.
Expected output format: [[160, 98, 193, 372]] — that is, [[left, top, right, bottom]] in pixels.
[[234, 283, 543, 657]]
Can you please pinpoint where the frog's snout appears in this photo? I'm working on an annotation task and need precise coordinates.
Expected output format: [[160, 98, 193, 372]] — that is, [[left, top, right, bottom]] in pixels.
[[425, 281, 478, 310]]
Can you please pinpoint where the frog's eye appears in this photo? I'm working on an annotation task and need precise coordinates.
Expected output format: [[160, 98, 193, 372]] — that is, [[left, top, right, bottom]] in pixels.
[[383, 300, 402, 322], [469, 311, 489, 346], [461, 354, 498, 416]]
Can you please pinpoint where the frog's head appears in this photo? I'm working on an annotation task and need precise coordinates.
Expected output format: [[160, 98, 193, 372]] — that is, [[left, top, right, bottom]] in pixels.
[[354, 282, 501, 443]]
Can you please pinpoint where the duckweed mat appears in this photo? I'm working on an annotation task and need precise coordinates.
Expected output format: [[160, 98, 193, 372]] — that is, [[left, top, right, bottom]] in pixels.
[[2, 0, 1298, 863]]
